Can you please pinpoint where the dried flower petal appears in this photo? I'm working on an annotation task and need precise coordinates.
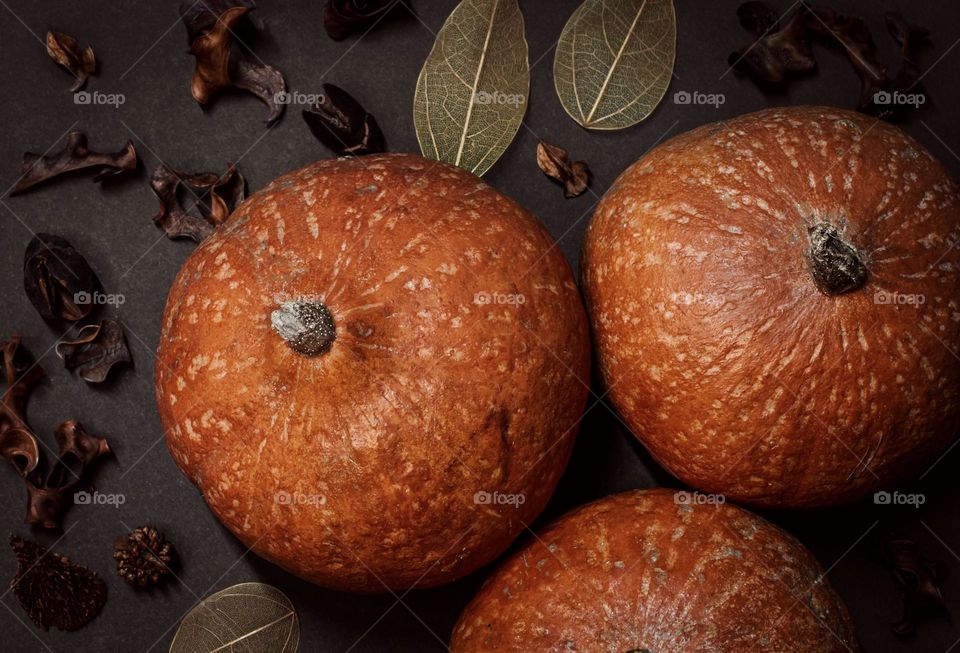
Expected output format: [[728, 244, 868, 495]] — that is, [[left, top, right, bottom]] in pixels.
[[302, 83, 384, 156], [11, 131, 137, 195], [56, 320, 131, 383], [151, 163, 246, 242], [536, 141, 590, 199], [45, 31, 96, 92], [182, 0, 286, 124], [323, 0, 405, 41], [9, 535, 107, 631], [23, 234, 99, 325]]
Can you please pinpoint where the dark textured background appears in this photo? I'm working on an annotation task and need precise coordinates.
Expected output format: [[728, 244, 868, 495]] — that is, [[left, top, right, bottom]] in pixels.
[[1, 1, 959, 651]]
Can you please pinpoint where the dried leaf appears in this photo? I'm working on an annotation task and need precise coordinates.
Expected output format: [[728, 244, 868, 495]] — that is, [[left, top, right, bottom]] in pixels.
[[323, 0, 405, 40], [0, 336, 44, 475], [728, 2, 817, 84], [151, 163, 246, 242], [11, 131, 137, 195], [45, 31, 96, 92], [170, 582, 299, 653], [9, 535, 107, 631], [414, 0, 529, 177], [553, 0, 676, 130], [302, 83, 385, 155], [23, 234, 99, 325], [56, 320, 131, 383], [806, 6, 886, 110], [180, 0, 256, 43], [885, 537, 948, 637], [536, 141, 590, 198], [189, 5, 250, 106], [232, 59, 287, 124]]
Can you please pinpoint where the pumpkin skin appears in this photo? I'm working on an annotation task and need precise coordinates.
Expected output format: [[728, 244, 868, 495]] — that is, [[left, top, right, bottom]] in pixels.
[[582, 106, 960, 507], [451, 489, 859, 652], [155, 153, 590, 592]]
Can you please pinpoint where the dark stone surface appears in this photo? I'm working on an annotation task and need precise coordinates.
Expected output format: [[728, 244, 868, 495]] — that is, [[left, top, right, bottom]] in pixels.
[[0, 1, 958, 651]]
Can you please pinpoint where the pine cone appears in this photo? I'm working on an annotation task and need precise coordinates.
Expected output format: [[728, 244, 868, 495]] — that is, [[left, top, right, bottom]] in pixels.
[[113, 526, 177, 588]]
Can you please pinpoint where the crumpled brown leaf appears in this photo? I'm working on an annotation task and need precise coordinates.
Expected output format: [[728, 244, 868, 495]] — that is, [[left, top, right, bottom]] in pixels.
[[9, 535, 107, 631], [56, 320, 131, 383], [11, 131, 137, 195], [536, 141, 590, 198], [23, 233, 99, 326], [45, 31, 96, 92], [150, 163, 246, 242]]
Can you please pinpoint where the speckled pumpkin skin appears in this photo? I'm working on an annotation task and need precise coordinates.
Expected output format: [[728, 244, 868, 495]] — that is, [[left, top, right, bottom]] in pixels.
[[582, 107, 960, 508], [156, 154, 590, 592], [451, 489, 859, 652]]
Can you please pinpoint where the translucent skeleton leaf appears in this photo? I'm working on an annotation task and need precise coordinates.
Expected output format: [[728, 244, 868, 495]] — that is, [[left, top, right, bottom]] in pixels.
[[414, 0, 529, 177], [554, 0, 677, 130]]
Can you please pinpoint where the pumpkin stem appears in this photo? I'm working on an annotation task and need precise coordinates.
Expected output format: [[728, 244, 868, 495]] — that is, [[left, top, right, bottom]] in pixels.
[[271, 299, 336, 356], [807, 222, 868, 296]]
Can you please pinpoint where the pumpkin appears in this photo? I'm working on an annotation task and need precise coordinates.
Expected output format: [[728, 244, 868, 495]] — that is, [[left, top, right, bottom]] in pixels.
[[451, 488, 860, 652], [582, 106, 960, 508], [155, 153, 590, 591]]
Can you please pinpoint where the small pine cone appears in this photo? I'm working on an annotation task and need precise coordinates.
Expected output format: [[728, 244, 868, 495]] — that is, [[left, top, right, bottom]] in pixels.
[[113, 526, 177, 589]]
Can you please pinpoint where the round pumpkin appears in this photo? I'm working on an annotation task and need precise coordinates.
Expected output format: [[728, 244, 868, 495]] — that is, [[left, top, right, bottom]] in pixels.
[[451, 488, 859, 652], [582, 106, 960, 507], [155, 153, 590, 591]]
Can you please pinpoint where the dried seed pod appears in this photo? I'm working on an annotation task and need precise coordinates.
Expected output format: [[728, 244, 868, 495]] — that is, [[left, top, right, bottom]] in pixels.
[[45, 31, 96, 92], [536, 140, 590, 198], [23, 234, 99, 325], [114, 526, 177, 589], [301, 83, 384, 156]]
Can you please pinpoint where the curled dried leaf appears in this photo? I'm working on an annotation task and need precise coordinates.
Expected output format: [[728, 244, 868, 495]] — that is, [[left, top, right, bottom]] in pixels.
[[11, 131, 137, 195], [0, 337, 45, 447], [45, 31, 96, 92], [302, 83, 385, 156], [323, 0, 405, 41], [9, 535, 107, 631], [151, 163, 246, 242], [23, 234, 99, 325], [886, 537, 948, 637], [182, 0, 286, 124], [56, 320, 131, 383], [536, 141, 590, 198], [805, 6, 886, 110], [728, 2, 816, 84]]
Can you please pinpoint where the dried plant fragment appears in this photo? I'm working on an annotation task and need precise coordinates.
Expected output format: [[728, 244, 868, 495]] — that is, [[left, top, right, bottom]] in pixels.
[[11, 131, 137, 195], [302, 83, 385, 156], [886, 537, 948, 638], [0, 339, 111, 529], [114, 526, 178, 589], [323, 0, 405, 41], [9, 535, 107, 631], [728, 2, 816, 84], [46, 31, 96, 92], [536, 141, 590, 198], [805, 6, 886, 110], [151, 163, 246, 242], [182, 0, 286, 124], [23, 234, 99, 325], [56, 320, 131, 383]]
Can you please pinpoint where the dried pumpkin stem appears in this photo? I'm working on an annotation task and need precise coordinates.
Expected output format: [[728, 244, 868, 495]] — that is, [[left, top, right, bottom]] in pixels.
[[807, 222, 868, 295], [271, 300, 336, 356]]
